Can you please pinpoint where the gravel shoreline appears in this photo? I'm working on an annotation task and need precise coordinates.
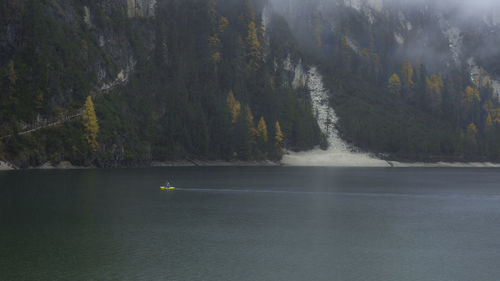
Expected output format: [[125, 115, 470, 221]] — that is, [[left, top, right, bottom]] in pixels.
[[2, 159, 500, 170]]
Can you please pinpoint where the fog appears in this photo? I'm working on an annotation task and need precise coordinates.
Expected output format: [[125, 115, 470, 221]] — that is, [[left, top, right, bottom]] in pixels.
[[270, 0, 500, 19], [270, 0, 500, 72]]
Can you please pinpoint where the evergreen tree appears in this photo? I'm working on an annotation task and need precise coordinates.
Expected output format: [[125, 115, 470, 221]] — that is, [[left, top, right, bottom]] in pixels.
[[388, 74, 402, 96], [227, 90, 241, 124], [485, 114, 494, 134], [7, 60, 16, 91], [82, 96, 99, 152], [401, 59, 414, 96], [257, 117, 268, 143], [426, 74, 444, 114], [272, 121, 284, 159], [256, 116, 268, 155], [313, 14, 322, 47], [465, 123, 479, 155], [246, 20, 263, 70]]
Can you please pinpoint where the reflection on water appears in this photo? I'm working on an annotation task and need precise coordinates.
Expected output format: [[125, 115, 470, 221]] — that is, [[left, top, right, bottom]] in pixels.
[[1, 167, 500, 281]]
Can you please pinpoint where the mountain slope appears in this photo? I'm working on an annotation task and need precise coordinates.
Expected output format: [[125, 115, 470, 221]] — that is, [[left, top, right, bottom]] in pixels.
[[3, 0, 500, 168], [271, 0, 500, 162], [0, 0, 323, 167]]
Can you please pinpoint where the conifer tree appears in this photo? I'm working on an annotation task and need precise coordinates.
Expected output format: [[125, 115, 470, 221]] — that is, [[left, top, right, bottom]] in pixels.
[[388, 74, 402, 96], [247, 20, 262, 70], [227, 90, 241, 123], [341, 36, 351, 69], [207, 0, 229, 66], [7, 60, 16, 97], [462, 86, 481, 124], [401, 59, 414, 94], [462, 86, 481, 105], [485, 114, 494, 134], [274, 121, 284, 158], [313, 14, 322, 47], [426, 74, 443, 113], [7, 60, 16, 88], [208, 0, 217, 26], [257, 117, 268, 143], [233, 105, 256, 160], [246, 105, 257, 140], [82, 96, 99, 152], [465, 122, 479, 154]]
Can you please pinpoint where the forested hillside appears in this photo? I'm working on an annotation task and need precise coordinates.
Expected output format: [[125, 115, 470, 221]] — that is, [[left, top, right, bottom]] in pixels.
[[0, 0, 323, 167], [273, 0, 500, 162], [3, 0, 500, 168]]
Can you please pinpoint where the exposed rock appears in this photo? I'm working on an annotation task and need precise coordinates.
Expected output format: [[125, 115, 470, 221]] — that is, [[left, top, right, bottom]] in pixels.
[[0, 161, 17, 170], [127, 0, 156, 18], [83, 6, 91, 26], [283, 67, 387, 167]]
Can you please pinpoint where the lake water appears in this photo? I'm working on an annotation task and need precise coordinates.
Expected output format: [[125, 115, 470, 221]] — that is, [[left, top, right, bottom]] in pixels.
[[1, 167, 500, 281]]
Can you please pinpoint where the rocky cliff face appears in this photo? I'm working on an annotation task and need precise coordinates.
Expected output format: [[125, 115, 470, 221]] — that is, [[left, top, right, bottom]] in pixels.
[[270, 0, 500, 98], [127, 0, 156, 18], [0, 0, 328, 167]]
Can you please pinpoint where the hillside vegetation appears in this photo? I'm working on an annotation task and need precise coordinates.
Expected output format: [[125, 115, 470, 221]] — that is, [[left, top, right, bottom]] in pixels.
[[3, 0, 500, 167], [0, 0, 322, 167]]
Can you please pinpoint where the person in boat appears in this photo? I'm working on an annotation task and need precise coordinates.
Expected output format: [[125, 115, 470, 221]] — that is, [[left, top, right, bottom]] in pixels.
[[165, 180, 171, 188]]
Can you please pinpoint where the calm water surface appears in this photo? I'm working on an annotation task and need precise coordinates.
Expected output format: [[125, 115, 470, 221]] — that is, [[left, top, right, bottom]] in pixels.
[[1, 167, 500, 281]]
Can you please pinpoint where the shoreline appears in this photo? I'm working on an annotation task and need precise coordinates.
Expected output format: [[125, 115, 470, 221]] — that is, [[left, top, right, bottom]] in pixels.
[[387, 161, 500, 168], [0, 160, 280, 170], [2, 159, 500, 171], [151, 160, 279, 167]]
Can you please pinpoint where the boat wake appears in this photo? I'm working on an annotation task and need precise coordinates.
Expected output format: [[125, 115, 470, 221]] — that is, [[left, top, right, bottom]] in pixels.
[[176, 188, 500, 200]]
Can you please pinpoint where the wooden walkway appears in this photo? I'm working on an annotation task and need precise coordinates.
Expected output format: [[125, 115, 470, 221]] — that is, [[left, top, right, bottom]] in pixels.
[[0, 112, 82, 140]]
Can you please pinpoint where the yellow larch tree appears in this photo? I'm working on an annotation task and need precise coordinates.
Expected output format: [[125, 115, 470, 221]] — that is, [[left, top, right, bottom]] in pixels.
[[462, 86, 481, 107], [388, 73, 402, 96], [274, 121, 284, 157], [484, 101, 500, 124], [219, 17, 229, 32], [207, 0, 229, 66], [485, 114, 494, 134], [244, 0, 262, 70], [82, 96, 99, 152], [226, 90, 241, 123], [246, 105, 257, 138], [257, 117, 268, 143], [247, 19, 262, 70], [401, 59, 414, 93], [208, 34, 222, 64], [208, 0, 217, 26], [245, 105, 257, 153], [467, 123, 478, 136], [464, 122, 479, 153], [426, 74, 444, 112], [275, 121, 283, 145]]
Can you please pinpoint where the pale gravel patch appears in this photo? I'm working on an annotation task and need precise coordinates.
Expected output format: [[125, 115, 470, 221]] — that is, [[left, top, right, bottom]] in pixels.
[[0, 161, 16, 170], [283, 67, 388, 167]]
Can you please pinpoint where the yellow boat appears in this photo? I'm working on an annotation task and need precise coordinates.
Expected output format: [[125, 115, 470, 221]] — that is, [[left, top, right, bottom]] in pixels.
[[161, 186, 176, 190]]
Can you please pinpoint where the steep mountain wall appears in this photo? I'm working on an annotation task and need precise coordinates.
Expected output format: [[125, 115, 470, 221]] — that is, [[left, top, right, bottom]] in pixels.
[[0, 0, 324, 167]]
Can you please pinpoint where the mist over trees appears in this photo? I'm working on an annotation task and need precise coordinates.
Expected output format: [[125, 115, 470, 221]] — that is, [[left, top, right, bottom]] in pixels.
[[268, 0, 500, 161], [3, 0, 500, 166], [0, 0, 323, 167]]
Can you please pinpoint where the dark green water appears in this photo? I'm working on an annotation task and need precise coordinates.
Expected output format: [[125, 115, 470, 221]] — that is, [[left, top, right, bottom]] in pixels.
[[2, 167, 500, 281]]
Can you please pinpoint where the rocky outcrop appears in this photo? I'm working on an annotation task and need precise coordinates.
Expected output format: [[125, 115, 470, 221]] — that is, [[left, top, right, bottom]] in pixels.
[[127, 0, 156, 18], [0, 161, 17, 170]]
